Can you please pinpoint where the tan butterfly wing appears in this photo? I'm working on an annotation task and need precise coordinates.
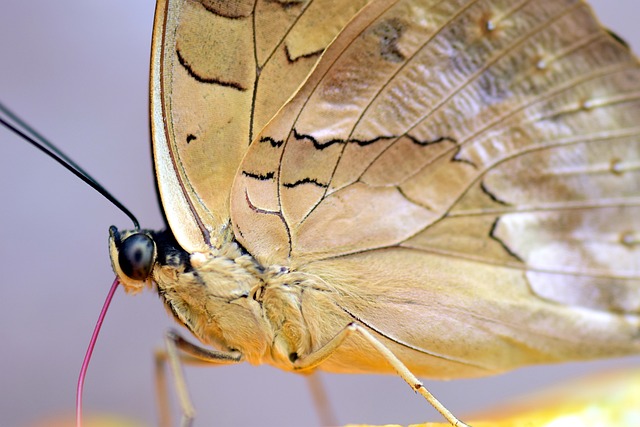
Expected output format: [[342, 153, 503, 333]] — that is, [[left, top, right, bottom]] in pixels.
[[231, 0, 640, 375], [151, 0, 372, 252]]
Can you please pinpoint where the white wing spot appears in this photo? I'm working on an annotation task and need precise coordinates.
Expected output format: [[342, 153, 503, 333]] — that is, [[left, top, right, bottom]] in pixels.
[[485, 19, 496, 32], [581, 99, 595, 110], [610, 158, 624, 175], [535, 58, 547, 70], [621, 231, 638, 247]]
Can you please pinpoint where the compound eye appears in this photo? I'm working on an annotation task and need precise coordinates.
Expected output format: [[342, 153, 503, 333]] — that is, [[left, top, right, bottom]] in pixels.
[[118, 233, 155, 280]]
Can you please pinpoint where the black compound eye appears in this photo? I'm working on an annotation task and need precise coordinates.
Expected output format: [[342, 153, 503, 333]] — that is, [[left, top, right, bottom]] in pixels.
[[118, 233, 155, 280]]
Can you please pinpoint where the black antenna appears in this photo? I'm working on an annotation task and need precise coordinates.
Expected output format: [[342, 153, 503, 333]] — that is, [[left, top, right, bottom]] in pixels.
[[0, 101, 140, 230]]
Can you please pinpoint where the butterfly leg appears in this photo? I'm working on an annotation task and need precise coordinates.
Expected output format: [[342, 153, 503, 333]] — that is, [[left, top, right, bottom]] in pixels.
[[292, 323, 471, 427], [155, 329, 242, 427], [304, 371, 339, 427]]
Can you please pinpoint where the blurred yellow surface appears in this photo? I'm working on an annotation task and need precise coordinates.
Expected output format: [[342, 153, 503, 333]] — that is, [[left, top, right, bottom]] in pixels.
[[28, 414, 145, 427], [346, 368, 640, 427]]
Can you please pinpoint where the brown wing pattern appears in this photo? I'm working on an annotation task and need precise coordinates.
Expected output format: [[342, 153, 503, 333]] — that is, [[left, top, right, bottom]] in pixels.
[[232, 0, 640, 306], [151, 0, 371, 252]]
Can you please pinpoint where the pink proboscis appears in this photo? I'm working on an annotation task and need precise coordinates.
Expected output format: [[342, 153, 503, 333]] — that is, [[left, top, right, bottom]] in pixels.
[[76, 278, 120, 427]]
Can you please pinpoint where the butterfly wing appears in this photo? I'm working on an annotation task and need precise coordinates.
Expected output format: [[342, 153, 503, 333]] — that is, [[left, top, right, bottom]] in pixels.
[[231, 0, 640, 375], [151, 0, 372, 251]]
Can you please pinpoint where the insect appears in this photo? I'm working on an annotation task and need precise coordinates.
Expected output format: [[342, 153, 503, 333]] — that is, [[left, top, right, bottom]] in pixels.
[[1, 0, 640, 427]]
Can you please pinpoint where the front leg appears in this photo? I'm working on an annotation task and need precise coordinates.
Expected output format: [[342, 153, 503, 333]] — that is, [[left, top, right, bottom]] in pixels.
[[292, 323, 471, 427], [155, 329, 242, 427]]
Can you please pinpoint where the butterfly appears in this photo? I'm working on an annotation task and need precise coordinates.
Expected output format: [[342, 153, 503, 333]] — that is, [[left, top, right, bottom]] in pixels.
[[1, 0, 639, 426]]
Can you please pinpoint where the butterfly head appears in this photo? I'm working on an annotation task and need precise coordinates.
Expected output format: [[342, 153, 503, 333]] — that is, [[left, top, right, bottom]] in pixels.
[[108, 226, 157, 294]]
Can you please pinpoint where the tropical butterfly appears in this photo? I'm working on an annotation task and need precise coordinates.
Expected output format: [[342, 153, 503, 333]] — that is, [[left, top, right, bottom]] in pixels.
[[1, 1, 639, 427]]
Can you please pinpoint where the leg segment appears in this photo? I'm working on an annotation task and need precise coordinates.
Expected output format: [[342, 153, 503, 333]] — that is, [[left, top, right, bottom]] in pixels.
[[293, 323, 471, 427], [155, 329, 242, 427], [304, 372, 339, 427]]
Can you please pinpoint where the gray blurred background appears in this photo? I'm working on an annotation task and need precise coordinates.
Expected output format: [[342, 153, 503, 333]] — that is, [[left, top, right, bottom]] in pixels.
[[0, 1, 639, 426]]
